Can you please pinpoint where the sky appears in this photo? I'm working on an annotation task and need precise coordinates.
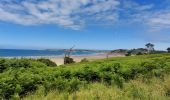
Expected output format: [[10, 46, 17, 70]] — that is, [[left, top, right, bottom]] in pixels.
[[0, 0, 170, 50]]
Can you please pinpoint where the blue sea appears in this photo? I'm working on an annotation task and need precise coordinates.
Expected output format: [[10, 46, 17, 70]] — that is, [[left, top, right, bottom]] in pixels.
[[0, 49, 101, 58]]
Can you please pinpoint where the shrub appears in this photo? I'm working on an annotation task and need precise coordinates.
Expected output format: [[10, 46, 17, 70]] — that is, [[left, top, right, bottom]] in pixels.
[[64, 57, 75, 64], [141, 62, 157, 72], [113, 63, 121, 73], [37, 58, 57, 67], [113, 74, 124, 88], [80, 58, 89, 63], [10, 59, 33, 68], [0, 59, 7, 72], [121, 68, 134, 80], [68, 78, 81, 92], [125, 51, 132, 56], [43, 78, 68, 93], [0, 59, 34, 72], [136, 52, 143, 55], [99, 63, 121, 73], [101, 72, 113, 85], [60, 70, 72, 79], [73, 71, 85, 81], [82, 67, 100, 82]]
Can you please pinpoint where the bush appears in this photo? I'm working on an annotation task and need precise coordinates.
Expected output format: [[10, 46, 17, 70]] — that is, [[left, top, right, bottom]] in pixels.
[[100, 72, 113, 85], [82, 67, 100, 82], [80, 58, 89, 63], [0, 59, 7, 72], [43, 78, 68, 93], [64, 57, 75, 64], [68, 78, 81, 92], [113, 74, 124, 88], [37, 58, 57, 67], [0, 58, 34, 72], [60, 70, 72, 79], [10, 59, 33, 68], [141, 62, 157, 72], [125, 51, 132, 56], [136, 52, 143, 55]]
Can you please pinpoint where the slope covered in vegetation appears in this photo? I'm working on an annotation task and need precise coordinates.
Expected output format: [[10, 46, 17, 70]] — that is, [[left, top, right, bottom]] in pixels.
[[0, 54, 170, 99]]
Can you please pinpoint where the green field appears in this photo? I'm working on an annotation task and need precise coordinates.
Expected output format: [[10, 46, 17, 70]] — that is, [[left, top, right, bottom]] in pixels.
[[1, 54, 170, 100]]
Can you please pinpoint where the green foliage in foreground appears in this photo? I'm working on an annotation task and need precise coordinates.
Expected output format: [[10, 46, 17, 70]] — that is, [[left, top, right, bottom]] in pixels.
[[0, 54, 170, 99], [24, 75, 170, 100]]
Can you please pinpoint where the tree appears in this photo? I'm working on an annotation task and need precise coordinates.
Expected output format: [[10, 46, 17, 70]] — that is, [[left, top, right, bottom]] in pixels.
[[125, 50, 132, 56], [64, 46, 75, 64], [64, 57, 75, 64], [167, 47, 170, 53], [145, 43, 154, 54]]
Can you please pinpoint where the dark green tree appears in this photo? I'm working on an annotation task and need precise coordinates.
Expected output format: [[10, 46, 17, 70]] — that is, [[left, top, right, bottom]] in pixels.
[[125, 50, 132, 56], [145, 43, 154, 54], [167, 47, 170, 53]]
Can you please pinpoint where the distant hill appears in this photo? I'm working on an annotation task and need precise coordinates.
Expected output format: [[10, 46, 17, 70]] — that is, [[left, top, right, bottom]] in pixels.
[[111, 49, 128, 54], [111, 48, 166, 55], [46, 49, 110, 53], [130, 48, 148, 54]]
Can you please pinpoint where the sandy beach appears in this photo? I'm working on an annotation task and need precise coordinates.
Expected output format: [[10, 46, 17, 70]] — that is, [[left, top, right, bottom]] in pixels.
[[50, 53, 124, 65]]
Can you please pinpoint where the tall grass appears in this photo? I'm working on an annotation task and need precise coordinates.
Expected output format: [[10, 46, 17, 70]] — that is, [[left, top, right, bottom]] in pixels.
[[24, 75, 170, 100]]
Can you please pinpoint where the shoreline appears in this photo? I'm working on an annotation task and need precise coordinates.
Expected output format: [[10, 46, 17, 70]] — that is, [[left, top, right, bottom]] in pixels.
[[0, 53, 104, 59], [0, 53, 125, 65], [50, 53, 125, 65]]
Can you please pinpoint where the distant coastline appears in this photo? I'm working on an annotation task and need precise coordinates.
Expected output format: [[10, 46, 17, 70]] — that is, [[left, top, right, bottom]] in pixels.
[[0, 49, 107, 58]]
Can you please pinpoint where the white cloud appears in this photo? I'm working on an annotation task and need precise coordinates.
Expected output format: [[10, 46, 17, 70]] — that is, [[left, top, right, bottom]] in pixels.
[[0, 0, 170, 31], [0, 0, 120, 30], [120, 0, 170, 31], [147, 11, 170, 30], [131, 9, 170, 31], [122, 0, 154, 11]]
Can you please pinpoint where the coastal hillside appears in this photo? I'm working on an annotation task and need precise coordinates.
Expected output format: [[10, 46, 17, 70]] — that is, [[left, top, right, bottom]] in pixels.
[[1, 0, 170, 100], [0, 54, 170, 99]]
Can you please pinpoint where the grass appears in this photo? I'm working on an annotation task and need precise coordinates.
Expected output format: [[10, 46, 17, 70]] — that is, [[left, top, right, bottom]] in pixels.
[[24, 75, 170, 100]]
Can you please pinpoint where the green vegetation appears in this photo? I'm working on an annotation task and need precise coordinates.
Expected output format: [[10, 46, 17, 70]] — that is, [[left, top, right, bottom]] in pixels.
[[0, 58, 57, 73], [0, 54, 170, 100], [64, 57, 75, 64], [37, 58, 57, 67], [24, 75, 170, 100], [167, 47, 170, 53], [145, 43, 155, 54], [80, 58, 89, 63], [125, 50, 132, 56]]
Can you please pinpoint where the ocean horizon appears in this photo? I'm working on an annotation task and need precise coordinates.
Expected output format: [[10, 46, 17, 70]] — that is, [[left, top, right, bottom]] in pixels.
[[0, 49, 104, 58]]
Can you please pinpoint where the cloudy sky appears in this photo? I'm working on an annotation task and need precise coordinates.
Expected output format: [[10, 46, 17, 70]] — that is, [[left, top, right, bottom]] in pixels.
[[0, 0, 170, 50]]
